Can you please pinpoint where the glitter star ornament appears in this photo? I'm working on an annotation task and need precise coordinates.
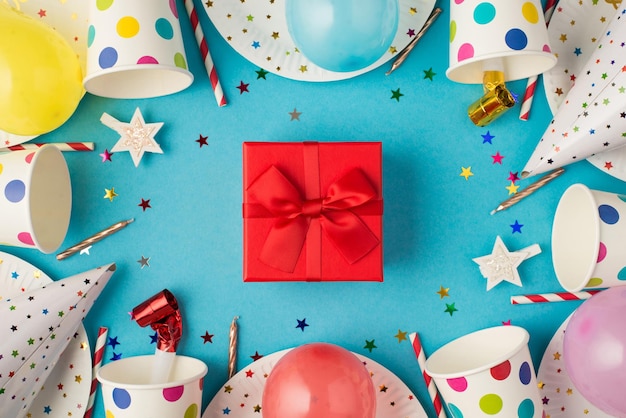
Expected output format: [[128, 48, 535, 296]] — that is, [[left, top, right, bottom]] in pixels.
[[0, 263, 116, 418], [101, 108, 163, 167], [472, 236, 541, 291]]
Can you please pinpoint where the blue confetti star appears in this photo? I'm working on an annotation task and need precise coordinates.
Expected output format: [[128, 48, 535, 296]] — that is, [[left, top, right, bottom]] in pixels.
[[251, 41, 260, 49], [481, 131, 495, 144], [510, 220, 524, 234], [296, 318, 309, 331], [111, 352, 123, 361], [11, 271, 19, 279], [150, 332, 158, 344], [42, 308, 48, 315], [222, 407, 231, 414], [43, 405, 52, 414], [574, 47, 582, 56], [107, 336, 120, 349]]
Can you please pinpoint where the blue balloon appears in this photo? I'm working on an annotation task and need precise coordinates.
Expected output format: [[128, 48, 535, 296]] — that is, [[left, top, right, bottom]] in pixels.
[[286, 0, 399, 73]]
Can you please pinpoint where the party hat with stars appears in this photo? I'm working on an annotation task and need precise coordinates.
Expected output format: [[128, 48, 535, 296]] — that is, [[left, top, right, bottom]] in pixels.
[[0, 263, 116, 418], [521, 4, 626, 178]]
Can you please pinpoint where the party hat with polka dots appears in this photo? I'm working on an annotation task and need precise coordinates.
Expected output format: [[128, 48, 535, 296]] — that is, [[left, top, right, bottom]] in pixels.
[[0, 263, 116, 418], [521, 4, 626, 178]]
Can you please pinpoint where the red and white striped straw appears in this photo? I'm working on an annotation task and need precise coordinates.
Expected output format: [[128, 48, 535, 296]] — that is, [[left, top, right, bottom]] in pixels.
[[84, 326, 108, 418], [519, 0, 558, 121], [2, 142, 94, 152], [511, 289, 603, 305], [183, 0, 227, 107], [409, 332, 447, 418]]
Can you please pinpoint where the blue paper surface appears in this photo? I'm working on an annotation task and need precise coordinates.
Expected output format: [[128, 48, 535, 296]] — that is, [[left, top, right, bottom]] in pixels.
[[7, 1, 626, 417]]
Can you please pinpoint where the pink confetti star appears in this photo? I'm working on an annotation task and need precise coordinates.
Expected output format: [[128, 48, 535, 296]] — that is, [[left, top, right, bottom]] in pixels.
[[491, 151, 504, 164], [100, 149, 113, 162], [507, 171, 520, 182]]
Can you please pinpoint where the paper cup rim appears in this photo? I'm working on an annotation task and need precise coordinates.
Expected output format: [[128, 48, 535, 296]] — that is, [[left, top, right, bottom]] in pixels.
[[424, 326, 530, 379], [25, 144, 72, 253], [551, 183, 600, 292], [83, 65, 193, 99], [96, 355, 208, 390], [447, 50, 557, 84]]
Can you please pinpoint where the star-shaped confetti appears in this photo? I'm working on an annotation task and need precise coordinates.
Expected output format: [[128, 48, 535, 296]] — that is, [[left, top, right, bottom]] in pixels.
[[236, 81, 250, 94], [472, 236, 541, 290], [196, 134, 208, 147], [491, 151, 504, 164], [107, 336, 120, 349], [295, 318, 308, 331], [460, 166, 474, 180], [138, 198, 151, 211], [390, 88, 403, 101], [505, 182, 519, 194], [137, 256, 150, 268], [256, 68, 269, 79], [394, 330, 407, 342], [363, 339, 377, 352], [201, 331, 214, 344], [104, 187, 118, 201], [481, 131, 495, 144], [436, 285, 450, 298], [289, 108, 301, 121], [101, 108, 164, 167], [99, 149, 113, 162], [510, 220, 524, 234], [444, 303, 458, 316], [423, 67, 436, 80]]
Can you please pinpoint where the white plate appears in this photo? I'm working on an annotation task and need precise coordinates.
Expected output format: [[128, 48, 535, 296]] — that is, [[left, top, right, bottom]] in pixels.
[[0, 0, 88, 147], [203, 0, 437, 82], [202, 348, 429, 418], [0, 251, 92, 418], [542, 0, 625, 181], [536, 314, 614, 417]]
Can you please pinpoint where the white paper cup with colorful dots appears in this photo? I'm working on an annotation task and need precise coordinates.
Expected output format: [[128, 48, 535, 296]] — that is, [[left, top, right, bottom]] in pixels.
[[97, 355, 208, 418], [447, 0, 556, 83], [425, 326, 543, 418], [552, 183, 626, 292], [0, 145, 71, 253], [84, 0, 193, 99]]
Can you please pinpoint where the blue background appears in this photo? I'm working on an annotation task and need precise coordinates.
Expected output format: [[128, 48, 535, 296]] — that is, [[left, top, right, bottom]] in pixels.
[[7, 0, 626, 417]]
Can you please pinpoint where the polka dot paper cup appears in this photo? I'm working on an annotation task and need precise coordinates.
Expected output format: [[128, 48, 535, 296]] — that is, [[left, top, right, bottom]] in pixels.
[[84, 0, 193, 99], [0, 145, 71, 253], [425, 326, 544, 418], [97, 355, 208, 418], [552, 183, 626, 292], [447, 0, 556, 83]]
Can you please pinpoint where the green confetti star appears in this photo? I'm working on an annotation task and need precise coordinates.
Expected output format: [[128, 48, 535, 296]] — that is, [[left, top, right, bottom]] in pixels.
[[390, 88, 403, 102], [423, 67, 436, 80], [255, 68, 269, 80], [444, 303, 458, 316], [364, 339, 377, 352]]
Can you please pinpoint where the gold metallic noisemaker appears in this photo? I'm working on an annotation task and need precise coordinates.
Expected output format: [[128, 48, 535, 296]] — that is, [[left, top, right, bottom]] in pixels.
[[467, 70, 515, 127]]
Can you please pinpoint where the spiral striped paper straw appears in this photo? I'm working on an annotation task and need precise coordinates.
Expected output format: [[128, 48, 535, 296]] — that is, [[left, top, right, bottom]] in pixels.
[[519, 0, 558, 121], [2, 142, 94, 152], [409, 332, 447, 418], [511, 289, 603, 304], [183, 0, 227, 107], [84, 326, 108, 418]]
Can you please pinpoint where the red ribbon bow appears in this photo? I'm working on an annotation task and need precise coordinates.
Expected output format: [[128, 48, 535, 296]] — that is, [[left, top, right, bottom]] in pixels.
[[245, 165, 381, 274]]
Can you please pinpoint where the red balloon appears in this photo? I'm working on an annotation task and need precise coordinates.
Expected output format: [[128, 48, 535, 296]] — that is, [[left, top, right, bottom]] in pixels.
[[262, 342, 376, 418]]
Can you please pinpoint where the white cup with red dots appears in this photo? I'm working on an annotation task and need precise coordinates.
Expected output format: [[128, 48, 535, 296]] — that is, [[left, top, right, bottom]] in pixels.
[[97, 355, 208, 418], [552, 183, 626, 292], [0, 144, 71, 253], [83, 0, 193, 99], [425, 326, 544, 418]]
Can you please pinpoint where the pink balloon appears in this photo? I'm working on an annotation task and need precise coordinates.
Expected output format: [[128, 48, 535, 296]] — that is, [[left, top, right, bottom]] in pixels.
[[262, 342, 376, 418], [564, 287, 626, 416]]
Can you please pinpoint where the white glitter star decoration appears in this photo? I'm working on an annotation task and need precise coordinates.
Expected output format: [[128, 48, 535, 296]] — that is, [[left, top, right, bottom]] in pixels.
[[101, 108, 164, 167], [472, 236, 541, 291]]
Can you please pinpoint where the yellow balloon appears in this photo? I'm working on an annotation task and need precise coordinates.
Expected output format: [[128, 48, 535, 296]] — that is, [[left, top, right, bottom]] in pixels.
[[0, 4, 83, 136]]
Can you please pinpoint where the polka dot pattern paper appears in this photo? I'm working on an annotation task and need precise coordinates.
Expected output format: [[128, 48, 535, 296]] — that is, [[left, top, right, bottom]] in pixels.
[[447, 0, 556, 83], [84, 0, 193, 99]]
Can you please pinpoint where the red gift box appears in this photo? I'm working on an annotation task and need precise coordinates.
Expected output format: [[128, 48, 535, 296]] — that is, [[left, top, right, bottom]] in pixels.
[[242, 141, 383, 282]]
